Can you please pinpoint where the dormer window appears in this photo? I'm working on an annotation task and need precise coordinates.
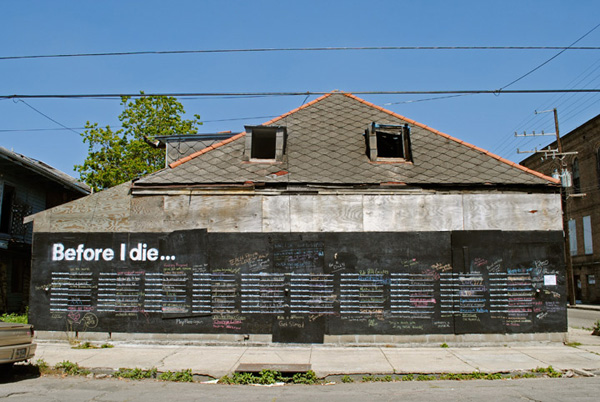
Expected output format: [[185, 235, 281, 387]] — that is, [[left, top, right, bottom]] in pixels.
[[243, 125, 287, 162], [365, 122, 412, 163]]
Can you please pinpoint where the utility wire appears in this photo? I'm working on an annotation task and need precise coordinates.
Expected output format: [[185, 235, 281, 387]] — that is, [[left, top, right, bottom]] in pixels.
[[2, 89, 600, 100], [499, 22, 600, 91], [14, 99, 81, 135], [2, 46, 600, 61]]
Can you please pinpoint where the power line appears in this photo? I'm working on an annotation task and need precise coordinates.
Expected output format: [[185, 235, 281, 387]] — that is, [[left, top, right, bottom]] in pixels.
[[2, 46, 600, 61], [0, 116, 280, 134], [3, 89, 600, 100], [499, 22, 600, 90], [14, 99, 81, 135]]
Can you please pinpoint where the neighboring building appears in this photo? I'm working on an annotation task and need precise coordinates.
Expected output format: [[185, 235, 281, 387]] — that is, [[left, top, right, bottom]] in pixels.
[[26, 93, 567, 343], [0, 147, 90, 312], [521, 113, 600, 304]]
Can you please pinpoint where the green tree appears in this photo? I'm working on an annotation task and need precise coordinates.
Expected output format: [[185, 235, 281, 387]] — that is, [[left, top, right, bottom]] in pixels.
[[75, 93, 201, 191]]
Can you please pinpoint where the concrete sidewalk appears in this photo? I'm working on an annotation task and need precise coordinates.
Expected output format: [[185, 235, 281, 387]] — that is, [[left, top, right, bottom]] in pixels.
[[32, 329, 600, 379]]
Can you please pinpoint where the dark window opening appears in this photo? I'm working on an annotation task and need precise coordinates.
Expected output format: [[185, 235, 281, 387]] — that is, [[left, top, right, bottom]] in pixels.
[[251, 129, 277, 159], [365, 123, 412, 162], [244, 125, 287, 162], [376, 131, 404, 158], [573, 158, 581, 194], [0, 185, 15, 234]]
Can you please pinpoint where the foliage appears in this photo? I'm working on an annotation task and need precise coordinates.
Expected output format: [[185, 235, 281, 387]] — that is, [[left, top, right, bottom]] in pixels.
[[113, 367, 157, 380], [159, 369, 194, 382], [35, 359, 49, 372], [54, 360, 90, 376], [258, 369, 284, 385], [533, 366, 562, 378], [291, 370, 319, 384], [416, 374, 435, 381], [0, 312, 28, 324], [341, 375, 354, 383], [440, 343, 449, 348], [75, 93, 202, 191], [565, 341, 582, 347], [218, 370, 319, 385], [401, 374, 414, 381], [593, 320, 600, 336]]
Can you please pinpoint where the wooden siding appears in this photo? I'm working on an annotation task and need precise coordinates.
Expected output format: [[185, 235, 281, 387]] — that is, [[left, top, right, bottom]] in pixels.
[[28, 184, 563, 233]]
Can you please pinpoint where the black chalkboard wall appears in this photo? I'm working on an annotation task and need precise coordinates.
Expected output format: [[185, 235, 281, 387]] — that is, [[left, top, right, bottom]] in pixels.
[[30, 230, 567, 343]]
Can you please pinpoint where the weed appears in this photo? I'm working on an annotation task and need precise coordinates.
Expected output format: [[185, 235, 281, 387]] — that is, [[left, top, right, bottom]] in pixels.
[[113, 367, 157, 380], [379, 375, 393, 382], [54, 360, 90, 376], [401, 374, 414, 381], [159, 369, 194, 382], [565, 341, 582, 347], [362, 375, 375, 382], [440, 373, 465, 381], [341, 375, 354, 383], [416, 374, 434, 381], [533, 366, 562, 378], [0, 311, 28, 324], [72, 341, 98, 349], [101, 343, 114, 348], [469, 371, 485, 380], [292, 370, 319, 384], [484, 373, 503, 380], [35, 359, 49, 372], [257, 369, 284, 385], [440, 343, 449, 348], [592, 320, 600, 336], [511, 372, 536, 379]]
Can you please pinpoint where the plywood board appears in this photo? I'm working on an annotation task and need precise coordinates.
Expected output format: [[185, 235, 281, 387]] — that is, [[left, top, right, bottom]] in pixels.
[[363, 194, 463, 231], [462, 193, 562, 231], [262, 195, 291, 232], [289, 195, 364, 232]]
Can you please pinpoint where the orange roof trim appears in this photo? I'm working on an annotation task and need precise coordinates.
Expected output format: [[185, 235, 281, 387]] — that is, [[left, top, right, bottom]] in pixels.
[[341, 93, 560, 185], [168, 93, 335, 169], [168, 91, 559, 184]]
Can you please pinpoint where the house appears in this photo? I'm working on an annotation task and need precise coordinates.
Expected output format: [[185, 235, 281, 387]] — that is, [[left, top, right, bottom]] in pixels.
[[521, 113, 600, 304], [26, 92, 567, 343], [0, 147, 90, 312]]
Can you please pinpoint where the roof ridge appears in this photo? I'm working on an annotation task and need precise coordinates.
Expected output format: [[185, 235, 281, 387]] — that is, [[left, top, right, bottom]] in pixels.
[[342, 92, 560, 185], [168, 92, 335, 169]]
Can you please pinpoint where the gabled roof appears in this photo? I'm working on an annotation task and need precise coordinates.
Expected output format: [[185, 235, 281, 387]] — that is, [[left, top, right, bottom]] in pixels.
[[135, 92, 559, 187], [0, 147, 91, 194]]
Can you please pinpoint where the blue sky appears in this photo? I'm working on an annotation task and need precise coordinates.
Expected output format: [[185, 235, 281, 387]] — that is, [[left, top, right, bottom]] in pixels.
[[1, 0, 599, 177]]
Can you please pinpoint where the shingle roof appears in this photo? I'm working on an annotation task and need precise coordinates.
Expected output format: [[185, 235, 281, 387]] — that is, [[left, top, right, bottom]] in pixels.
[[0, 146, 91, 194], [135, 93, 558, 187]]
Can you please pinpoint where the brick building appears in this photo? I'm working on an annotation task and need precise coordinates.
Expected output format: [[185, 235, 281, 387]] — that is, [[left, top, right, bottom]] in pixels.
[[521, 113, 600, 304]]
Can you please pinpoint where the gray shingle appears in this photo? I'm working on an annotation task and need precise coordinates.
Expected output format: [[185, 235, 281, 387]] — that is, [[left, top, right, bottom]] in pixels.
[[136, 93, 554, 187]]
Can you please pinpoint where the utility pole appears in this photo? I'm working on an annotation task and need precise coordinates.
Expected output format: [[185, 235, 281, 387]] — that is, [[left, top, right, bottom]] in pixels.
[[517, 108, 577, 306]]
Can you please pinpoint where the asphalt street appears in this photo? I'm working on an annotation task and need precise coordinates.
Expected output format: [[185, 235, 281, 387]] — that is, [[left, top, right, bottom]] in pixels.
[[1, 376, 599, 402]]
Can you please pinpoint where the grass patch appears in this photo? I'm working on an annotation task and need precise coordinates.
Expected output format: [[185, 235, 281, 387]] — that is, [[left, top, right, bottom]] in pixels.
[[565, 341, 582, 347], [54, 361, 90, 376], [341, 375, 354, 383], [71, 342, 114, 349], [533, 366, 563, 378], [113, 367, 157, 380], [219, 369, 319, 385], [159, 369, 194, 382]]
